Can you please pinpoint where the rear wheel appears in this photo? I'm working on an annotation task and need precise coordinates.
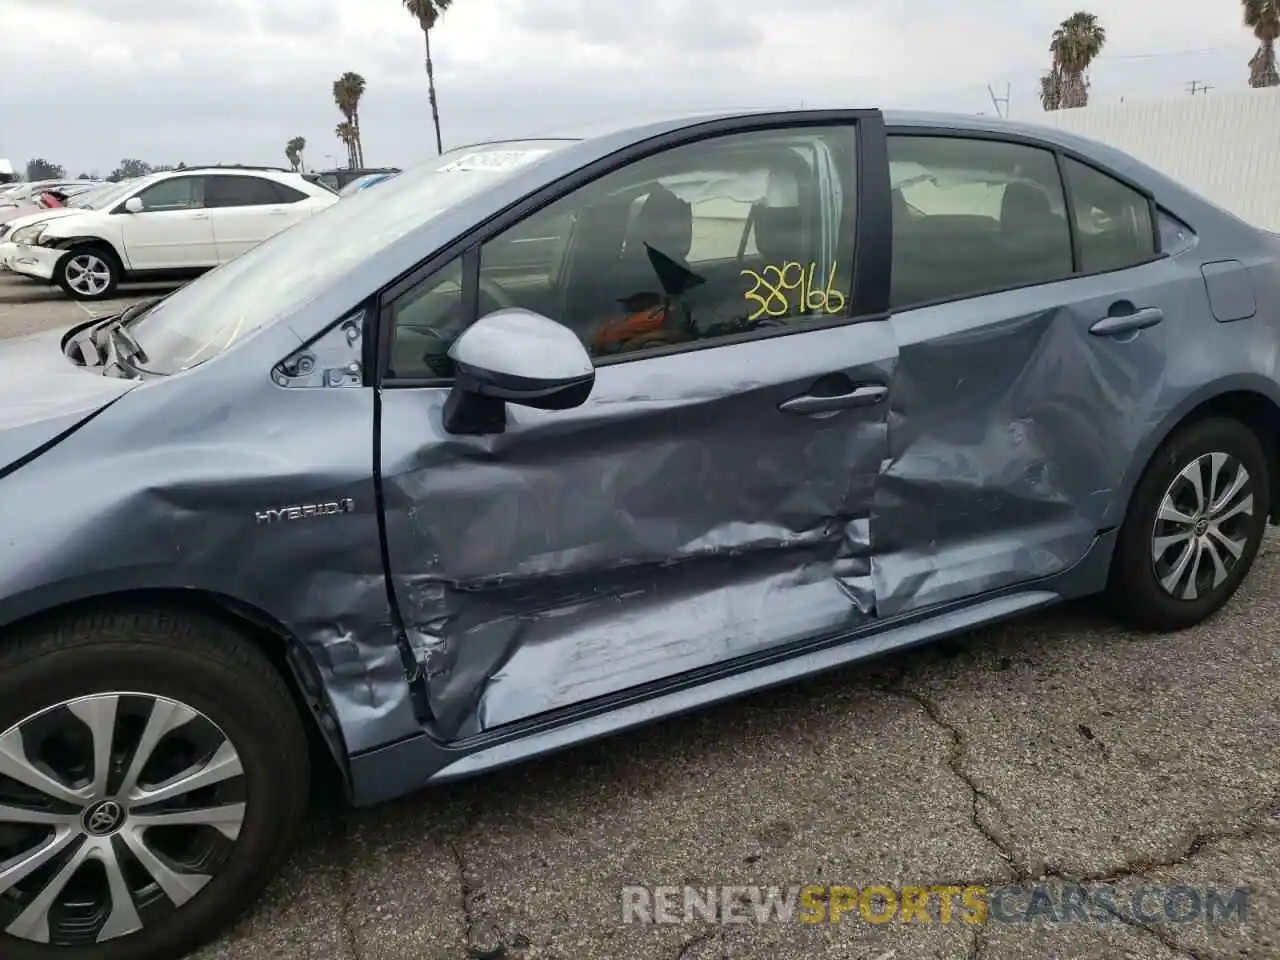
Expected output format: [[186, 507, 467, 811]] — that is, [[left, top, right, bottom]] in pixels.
[[0, 610, 310, 960], [1107, 417, 1270, 631], [55, 247, 120, 301]]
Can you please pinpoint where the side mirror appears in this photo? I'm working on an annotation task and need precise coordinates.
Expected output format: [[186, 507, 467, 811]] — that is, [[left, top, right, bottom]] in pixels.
[[443, 308, 595, 436], [123, 196, 144, 213]]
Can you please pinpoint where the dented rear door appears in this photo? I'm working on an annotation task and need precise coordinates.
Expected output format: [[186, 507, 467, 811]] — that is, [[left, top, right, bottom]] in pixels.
[[873, 129, 1181, 615]]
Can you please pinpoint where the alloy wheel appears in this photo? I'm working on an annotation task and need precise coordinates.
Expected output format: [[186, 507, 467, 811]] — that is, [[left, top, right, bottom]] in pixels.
[[1150, 451, 1255, 600], [63, 255, 112, 298], [0, 693, 246, 947]]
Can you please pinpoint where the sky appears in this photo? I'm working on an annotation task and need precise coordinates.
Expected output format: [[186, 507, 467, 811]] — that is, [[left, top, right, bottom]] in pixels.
[[0, 0, 1264, 176]]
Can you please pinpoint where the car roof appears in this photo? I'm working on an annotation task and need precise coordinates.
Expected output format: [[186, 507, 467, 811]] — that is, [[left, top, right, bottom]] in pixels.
[[462, 106, 1183, 206]]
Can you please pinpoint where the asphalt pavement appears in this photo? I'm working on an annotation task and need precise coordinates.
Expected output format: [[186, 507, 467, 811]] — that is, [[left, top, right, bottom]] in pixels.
[[2, 271, 1277, 960]]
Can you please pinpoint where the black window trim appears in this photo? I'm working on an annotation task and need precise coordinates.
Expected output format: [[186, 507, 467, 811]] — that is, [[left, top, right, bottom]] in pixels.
[[883, 125, 1168, 315], [269, 178, 310, 204], [374, 109, 891, 388], [204, 173, 292, 208]]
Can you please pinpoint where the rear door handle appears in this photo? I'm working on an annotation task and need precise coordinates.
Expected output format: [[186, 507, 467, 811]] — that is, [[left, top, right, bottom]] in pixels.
[[779, 384, 888, 415], [188, 213, 210, 221], [1089, 306, 1164, 337]]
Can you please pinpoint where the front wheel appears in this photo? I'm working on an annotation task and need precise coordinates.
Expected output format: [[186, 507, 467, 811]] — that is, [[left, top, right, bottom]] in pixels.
[[1107, 416, 1271, 631], [55, 246, 120, 301], [0, 609, 310, 960]]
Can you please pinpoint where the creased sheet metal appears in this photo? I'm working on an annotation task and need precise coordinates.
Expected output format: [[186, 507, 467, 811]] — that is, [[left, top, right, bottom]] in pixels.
[[875, 264, 1194, 618], [380, 322, 895, 738], [0, 339, 421, 758]]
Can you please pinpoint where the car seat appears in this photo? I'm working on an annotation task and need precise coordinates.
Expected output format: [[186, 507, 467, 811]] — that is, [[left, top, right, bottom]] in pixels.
[[998, 181, 1072, 285], [750, 169, 807, 267], [563, 183, 695, 340]]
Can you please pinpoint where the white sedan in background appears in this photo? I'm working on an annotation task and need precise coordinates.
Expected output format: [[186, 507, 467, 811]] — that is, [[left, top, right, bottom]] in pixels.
[[7, 165, 337, 299]]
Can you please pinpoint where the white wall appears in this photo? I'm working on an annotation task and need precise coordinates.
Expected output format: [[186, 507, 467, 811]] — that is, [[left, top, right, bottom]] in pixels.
[[1012, 88, 1280, 230]]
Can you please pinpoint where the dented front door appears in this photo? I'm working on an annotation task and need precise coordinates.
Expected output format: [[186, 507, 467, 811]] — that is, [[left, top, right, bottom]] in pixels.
[[378, 319, 897, 738]]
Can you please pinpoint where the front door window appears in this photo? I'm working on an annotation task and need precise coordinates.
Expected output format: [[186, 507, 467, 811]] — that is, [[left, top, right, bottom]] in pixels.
[[388, 126, 858, 380]]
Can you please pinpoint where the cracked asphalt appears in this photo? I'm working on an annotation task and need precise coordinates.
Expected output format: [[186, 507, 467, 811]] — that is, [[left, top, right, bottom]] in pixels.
[[3, 272, 1278, 960]]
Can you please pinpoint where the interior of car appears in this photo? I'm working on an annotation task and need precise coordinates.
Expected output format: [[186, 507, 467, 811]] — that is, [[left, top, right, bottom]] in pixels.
[[887, 140, 1156, 308], [389, 141, 834, 378]]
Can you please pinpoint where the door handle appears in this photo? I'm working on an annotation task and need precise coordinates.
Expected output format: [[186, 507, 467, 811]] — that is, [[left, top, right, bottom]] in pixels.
[[188, 213, 210, 221], [1089, 306, 1163, 337], [779, 384, 888, 415], [267, 209, 289, 216]]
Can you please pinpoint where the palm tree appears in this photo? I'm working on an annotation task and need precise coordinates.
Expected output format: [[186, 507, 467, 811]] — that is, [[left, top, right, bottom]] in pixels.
[[402, 0, 453, 154], [285, 136, 307, 172], [335, 122, 357, 168], [1039, 69, 1063, 110], [1047, 12, 1107, 109], [1244, 0, 1280, 87], [333, 73, 367, 168]]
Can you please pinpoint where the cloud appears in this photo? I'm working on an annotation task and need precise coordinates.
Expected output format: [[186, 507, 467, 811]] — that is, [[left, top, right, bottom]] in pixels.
[[0, 0, 1263, 176], [503, 0, 764, 52], [9, 0, 248, 26]]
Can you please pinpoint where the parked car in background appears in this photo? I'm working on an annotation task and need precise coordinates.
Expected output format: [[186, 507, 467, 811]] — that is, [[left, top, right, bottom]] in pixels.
[[6, 165, 337, 298], [0, 179, 86, 206], [339, 171, 397, 197], [315, 165, 401, 191], [0, 181, 140, 269], [38, 182, 104, 206]]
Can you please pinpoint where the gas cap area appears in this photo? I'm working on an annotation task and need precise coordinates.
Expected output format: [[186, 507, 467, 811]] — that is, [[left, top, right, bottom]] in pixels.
[[1200, 260, 1257, 323]]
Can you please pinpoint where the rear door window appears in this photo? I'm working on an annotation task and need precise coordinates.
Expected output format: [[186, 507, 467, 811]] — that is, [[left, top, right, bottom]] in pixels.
[[205, 176, 288, 208], [889, 135, 1073, 309]]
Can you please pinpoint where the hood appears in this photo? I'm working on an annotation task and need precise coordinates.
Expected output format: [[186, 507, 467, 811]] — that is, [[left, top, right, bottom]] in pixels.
[[39, 210, 99, 237], [0, 327, 140, 476], [0, 203, 40, 226], [0, 206, 84, 232]]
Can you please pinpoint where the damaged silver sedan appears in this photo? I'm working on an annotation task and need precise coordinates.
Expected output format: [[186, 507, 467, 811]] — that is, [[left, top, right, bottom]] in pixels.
[[1, 107, 1277, 959]]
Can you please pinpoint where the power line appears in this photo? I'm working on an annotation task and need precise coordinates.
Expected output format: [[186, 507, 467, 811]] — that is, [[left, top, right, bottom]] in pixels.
[[986, 83, 1011, 117], [1098, 44, 1247, 62]]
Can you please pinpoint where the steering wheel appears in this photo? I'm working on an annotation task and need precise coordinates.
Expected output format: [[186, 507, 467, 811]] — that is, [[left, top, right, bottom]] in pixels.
[[414, 275, 518, 376], [477, 276, 517, 313]]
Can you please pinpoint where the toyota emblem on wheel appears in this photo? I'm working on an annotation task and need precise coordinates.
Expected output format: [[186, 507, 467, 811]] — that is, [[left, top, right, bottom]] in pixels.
[[83, 799, 126, 836]]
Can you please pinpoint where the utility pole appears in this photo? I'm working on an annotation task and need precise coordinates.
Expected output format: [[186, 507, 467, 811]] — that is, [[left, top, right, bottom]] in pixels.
[[986, 82, 1011, 118], [1187, 80, 1214, 95]]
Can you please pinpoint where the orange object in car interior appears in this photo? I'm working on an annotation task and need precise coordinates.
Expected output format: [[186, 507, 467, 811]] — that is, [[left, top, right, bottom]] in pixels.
[[593, 305, 669, 350]]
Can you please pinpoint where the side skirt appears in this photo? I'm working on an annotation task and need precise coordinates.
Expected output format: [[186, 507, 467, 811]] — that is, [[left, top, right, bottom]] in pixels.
[[348, 528, 1117, 807]]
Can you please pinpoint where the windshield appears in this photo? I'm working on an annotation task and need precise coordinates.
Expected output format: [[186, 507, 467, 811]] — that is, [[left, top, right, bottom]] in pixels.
[[127, 141, 572, 374], [79, 179, 145, 210]]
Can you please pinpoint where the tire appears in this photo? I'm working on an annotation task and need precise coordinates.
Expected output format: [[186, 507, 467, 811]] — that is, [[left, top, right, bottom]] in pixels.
[[1107, 416, 1271, 632], [55, 245, 120, 300], [0, 609, 310, 960]]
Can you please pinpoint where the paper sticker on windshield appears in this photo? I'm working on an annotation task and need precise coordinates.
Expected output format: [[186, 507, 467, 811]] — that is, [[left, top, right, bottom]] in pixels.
[[436, 149, 551, 173]]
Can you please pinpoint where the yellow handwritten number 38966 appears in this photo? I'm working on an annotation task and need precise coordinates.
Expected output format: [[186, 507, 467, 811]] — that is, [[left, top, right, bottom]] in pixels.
[[741, 262, 847, 322]]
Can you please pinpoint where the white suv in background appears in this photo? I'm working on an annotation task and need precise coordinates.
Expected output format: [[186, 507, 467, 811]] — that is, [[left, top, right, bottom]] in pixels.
[[7, 166, 339, 299]]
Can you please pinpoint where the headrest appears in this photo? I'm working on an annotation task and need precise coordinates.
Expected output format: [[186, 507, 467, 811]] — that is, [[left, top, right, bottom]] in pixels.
[[753, 205, 806, 263], [1000, 182, 1053, 232], [763, 169, 799, 206], [628, 184, 692, 261]]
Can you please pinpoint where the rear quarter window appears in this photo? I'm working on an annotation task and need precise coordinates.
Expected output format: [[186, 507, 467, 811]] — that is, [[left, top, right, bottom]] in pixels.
[[1157, 209, 1197, 255]]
